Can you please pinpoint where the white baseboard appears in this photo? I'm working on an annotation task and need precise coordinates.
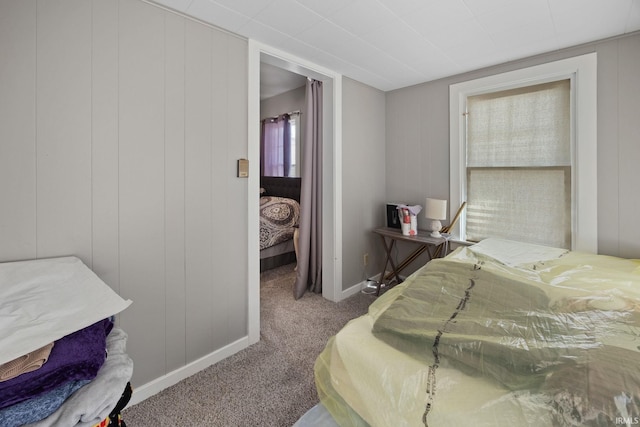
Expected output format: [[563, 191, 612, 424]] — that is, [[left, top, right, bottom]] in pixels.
[[340, 280, 366, 299], [340, 271, 393, 299], [128, 336, 249, 406], [341, 270, 404, 300], [366, 271, 405, 284]]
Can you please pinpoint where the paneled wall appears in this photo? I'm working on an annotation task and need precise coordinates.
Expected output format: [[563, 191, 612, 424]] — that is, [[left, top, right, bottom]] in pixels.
[[0, 0, 248, 387], [385, 32, 640, 263]]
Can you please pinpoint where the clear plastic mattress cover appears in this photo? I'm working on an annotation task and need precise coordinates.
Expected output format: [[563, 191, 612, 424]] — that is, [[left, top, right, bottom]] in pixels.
[[315, 239, 640, 427]]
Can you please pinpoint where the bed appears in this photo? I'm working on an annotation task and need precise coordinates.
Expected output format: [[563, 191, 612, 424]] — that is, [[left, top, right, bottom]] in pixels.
[[296, 238, 640, 427], [0, 256, 133, 427], [260, 176, 301, 272]]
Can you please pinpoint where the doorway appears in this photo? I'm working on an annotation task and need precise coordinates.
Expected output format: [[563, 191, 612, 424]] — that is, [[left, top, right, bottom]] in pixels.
[[247, 41, 343, 344]]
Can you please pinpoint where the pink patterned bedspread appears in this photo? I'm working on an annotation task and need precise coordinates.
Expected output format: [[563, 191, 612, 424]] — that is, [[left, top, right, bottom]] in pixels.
[[260, 196, 300, 251]]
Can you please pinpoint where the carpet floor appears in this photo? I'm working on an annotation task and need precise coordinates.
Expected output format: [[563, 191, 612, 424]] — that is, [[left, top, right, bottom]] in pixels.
[[122, 263, 375, 426]]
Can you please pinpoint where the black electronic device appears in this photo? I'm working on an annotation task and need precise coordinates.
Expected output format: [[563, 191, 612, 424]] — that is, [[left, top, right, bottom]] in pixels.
[[386, 203, 402, 229]]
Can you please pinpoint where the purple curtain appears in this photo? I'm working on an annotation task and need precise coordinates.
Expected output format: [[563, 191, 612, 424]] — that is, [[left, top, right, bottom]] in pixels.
[[294, 79, 322, 299], [260, 114, 291, 177]]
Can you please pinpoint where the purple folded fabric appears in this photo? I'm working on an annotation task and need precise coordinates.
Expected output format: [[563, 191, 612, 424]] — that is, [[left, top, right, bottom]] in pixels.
[[0, 318, 112, 410]]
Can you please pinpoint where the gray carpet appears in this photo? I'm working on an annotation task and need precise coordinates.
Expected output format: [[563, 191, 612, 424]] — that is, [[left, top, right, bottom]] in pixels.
[[122, 263, 375, 426]]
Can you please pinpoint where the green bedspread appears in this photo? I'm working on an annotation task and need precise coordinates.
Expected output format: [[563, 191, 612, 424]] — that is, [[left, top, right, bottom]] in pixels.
[[371, 240, 640, 425]]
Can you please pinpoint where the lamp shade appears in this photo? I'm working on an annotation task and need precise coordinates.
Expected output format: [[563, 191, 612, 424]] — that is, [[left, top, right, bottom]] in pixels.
[[425, 198, 447, 220]]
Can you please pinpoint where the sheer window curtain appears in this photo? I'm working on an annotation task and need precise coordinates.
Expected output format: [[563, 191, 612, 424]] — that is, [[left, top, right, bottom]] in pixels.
[[294, 79, 322, 299], [466, 79, 571, 248], [260, 114, 291, 177]]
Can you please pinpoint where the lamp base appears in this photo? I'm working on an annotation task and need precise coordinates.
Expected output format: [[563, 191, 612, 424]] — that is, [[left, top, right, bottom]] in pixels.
[[429, 219, 442, 238]]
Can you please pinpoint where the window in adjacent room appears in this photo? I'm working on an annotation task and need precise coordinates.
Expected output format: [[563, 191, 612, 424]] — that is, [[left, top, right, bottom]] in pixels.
[[449, 53, 597, 252], [260, 112, 300, 177], [289, 116, 298, 176]]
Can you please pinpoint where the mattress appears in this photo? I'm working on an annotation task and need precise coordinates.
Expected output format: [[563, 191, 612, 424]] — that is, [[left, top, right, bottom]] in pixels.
[[316, 300, 552, 427], [314, 239, 640, 427]]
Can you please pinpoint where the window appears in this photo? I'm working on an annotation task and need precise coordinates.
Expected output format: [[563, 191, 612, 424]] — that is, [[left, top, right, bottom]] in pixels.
[[260, 113, 300, 177], [450, 53, 597, 252], [289, 116, 298, 177], [466, 80, 571, 248]]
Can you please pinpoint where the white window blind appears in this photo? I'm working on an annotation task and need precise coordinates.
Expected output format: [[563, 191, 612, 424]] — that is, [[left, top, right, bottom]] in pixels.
[[466, 79, 571, 248], [289, 116, 298, 177]]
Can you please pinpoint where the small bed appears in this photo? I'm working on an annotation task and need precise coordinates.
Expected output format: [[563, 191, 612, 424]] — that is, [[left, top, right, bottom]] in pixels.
[[298, 238, 640, 427], [0, 256, 133, 427], [260, 176, 301, 272]]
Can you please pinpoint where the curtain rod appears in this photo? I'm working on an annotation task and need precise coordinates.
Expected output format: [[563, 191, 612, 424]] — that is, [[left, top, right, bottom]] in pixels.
[[263, 110, 301, 121]]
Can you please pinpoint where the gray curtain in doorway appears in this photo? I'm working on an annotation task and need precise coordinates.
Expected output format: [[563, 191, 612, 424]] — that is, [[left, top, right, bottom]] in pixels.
[[294, 79, 323, 299]]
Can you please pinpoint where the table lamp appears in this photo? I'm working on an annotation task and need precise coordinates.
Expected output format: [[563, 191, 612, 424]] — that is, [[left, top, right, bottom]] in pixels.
[[425, 198, 447, 237]]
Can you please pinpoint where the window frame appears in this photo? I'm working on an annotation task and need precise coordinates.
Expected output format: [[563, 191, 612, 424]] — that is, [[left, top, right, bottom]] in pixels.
[[449, 53, 598, 252]]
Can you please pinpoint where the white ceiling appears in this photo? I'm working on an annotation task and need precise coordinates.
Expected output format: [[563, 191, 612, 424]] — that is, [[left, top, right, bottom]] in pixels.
[[151, 0, 640, 92]]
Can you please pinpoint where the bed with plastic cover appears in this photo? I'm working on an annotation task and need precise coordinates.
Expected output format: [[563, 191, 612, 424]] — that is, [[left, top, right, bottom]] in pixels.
[[294, 238, 640, 427]]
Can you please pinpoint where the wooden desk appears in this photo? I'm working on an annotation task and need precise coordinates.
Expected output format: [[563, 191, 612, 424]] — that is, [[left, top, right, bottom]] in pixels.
[[372, 227, 448, 296]]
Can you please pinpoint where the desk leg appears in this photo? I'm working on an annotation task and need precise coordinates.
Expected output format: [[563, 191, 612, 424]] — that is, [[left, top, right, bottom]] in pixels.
[[432, 241, 449, 258], [377, 236, 400, 296], [387, 241, 401, 285], [384, 245, 429, 282]]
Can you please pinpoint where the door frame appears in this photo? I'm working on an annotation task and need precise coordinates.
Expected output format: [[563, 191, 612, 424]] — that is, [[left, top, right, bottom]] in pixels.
[[247, 40, 343, 344]]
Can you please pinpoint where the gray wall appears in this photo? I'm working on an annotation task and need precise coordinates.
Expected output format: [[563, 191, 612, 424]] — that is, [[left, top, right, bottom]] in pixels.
[[384, 32, 640, 275], [0, 0, 248, 387], [341, 78, 387, 289], [260, 85, 305, 120]]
